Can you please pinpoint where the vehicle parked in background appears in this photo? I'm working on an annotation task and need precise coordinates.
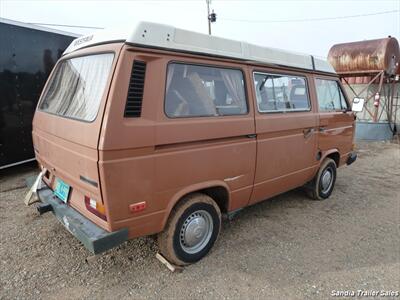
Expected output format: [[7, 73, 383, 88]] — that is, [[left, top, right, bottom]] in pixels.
[[31, 22, 357, 265], [0, 18, 78, 169]]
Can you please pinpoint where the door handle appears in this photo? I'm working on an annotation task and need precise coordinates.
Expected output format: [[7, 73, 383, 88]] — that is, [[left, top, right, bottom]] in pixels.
[[303, 128, 314, 138]]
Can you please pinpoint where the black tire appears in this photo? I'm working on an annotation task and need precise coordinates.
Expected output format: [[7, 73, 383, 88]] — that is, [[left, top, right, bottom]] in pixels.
[[306, 158, 337, 200], [157, 193, 221, 266]]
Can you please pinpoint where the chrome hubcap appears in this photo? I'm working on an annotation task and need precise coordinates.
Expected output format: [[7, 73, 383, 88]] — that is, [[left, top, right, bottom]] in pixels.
[[321, 168, 333, 193], [180, 210, 213, 254]]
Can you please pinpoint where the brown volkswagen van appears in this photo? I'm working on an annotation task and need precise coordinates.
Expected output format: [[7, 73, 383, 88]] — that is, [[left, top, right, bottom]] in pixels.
[[31, 22, 357, 265]]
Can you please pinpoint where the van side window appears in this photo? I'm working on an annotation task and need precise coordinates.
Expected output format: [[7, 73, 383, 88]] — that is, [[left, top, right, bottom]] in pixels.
[[315, 79, 348, 111], [165, 63, 247, 117], [253, 73, 310, 113]]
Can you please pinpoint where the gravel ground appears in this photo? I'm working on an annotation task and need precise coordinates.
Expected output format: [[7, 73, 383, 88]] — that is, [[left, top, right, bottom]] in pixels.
[[0, 141, 399, 300]]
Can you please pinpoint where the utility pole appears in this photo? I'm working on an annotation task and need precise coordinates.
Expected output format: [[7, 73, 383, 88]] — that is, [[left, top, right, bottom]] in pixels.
[[206, 0, 216, 35], [206, 0, 211, 35]]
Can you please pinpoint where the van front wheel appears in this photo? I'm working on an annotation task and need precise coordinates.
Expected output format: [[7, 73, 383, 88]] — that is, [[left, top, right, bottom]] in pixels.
[[157, 193, 221, 266], [307, 158, 337, 200]]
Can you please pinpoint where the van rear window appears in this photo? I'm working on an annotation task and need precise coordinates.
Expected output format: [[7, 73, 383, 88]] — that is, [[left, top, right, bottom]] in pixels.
[[39, 53, 114, 122]]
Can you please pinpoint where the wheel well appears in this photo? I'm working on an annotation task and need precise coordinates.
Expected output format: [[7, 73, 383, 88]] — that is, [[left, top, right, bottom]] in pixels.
[[198, 186, 229, 213], [166, 186, 230, 228], [326, 152, 340, 167]]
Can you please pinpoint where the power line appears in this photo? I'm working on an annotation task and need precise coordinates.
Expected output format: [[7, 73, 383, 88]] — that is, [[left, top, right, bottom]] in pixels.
[[27, 22, 104, 29], [219, 9, 399, 23], [24, 9, 399, 30]]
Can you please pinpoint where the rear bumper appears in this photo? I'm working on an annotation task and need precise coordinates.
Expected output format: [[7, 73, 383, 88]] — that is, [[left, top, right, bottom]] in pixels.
[[37, 186, 128, 254], [346, 152, 357, 166]]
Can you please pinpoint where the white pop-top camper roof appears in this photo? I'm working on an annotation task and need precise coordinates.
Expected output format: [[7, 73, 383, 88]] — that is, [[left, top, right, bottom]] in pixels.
[[64, 21, 335, 73]]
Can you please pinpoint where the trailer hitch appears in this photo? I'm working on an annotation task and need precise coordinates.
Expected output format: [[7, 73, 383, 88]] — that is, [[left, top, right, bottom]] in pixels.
[[37, 203, 53, 215]]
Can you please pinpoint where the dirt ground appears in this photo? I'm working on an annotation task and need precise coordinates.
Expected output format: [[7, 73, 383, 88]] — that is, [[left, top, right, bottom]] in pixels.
[[0, 141, 399, 300]]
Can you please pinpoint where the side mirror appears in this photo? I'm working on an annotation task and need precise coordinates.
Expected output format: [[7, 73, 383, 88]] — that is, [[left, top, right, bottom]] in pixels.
[[352, 97, 365, 112]]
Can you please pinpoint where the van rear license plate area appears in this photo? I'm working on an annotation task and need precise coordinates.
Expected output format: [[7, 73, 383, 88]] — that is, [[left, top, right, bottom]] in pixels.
[[54, 178, 70, 203]]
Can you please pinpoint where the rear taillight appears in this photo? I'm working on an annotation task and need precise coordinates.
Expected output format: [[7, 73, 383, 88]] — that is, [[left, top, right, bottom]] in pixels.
[[84, 196, 107, 220]]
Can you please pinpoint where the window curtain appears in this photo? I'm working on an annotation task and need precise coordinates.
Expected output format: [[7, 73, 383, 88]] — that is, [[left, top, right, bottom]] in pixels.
[[220, 69, 246, 112], [166, 64, 175, 92], [41, 54, 113, 121]]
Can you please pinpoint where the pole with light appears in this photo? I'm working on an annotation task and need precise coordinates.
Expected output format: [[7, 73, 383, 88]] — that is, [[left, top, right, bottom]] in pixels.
[[206, 0, 217, 35]]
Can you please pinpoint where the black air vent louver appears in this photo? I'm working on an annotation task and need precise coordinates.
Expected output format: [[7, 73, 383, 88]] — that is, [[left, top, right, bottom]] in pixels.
[[124, 60, 146, 117]]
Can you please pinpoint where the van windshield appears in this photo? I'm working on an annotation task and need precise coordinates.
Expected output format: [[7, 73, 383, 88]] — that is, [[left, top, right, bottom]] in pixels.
[[39, 53, 114, 122]]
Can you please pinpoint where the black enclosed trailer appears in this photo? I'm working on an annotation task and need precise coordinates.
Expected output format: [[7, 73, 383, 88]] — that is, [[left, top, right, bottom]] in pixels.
[[0, 18, 79, 169]]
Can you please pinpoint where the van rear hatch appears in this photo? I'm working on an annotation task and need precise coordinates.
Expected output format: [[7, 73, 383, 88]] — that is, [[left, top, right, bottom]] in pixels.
[[33, 47, 119, 229]]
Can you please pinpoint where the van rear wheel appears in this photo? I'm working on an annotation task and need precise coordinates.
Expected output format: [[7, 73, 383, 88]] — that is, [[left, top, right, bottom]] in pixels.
[[157, 193, 221, 266], [306, 158, 337, 200]]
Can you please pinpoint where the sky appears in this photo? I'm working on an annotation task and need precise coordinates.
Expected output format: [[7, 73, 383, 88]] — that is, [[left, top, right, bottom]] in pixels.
[[1, 0, 399, 58]]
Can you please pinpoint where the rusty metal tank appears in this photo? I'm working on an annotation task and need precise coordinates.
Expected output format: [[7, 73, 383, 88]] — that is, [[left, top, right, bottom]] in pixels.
[[397, 58, 400, 75], [328, 37, 400, 75]]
